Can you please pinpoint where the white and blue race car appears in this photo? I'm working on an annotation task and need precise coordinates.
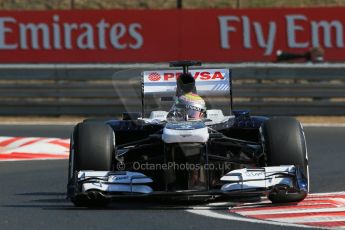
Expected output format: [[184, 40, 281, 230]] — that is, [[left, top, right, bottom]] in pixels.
[[67, 61, 309, 207]]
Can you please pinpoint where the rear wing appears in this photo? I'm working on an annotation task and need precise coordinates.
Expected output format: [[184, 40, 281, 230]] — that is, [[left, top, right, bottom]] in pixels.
[[141, 69, 232, 117]]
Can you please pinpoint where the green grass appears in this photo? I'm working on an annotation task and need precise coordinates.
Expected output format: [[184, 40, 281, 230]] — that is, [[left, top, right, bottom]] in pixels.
[[1, 0, 345, 9]]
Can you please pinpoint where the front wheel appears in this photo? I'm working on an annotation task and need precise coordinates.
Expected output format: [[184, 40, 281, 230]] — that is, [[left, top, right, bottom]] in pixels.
[[261, 117, 309, 203], [68, 122, 115, 207]]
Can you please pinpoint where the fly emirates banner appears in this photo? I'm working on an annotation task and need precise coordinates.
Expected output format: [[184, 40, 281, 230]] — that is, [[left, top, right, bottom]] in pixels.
[[0, 8, 344, 63]]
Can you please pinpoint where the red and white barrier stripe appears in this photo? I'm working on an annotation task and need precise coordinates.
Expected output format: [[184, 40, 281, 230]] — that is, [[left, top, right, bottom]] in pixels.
[[230, 192, 345, 229], [0, 136, 69, 161]]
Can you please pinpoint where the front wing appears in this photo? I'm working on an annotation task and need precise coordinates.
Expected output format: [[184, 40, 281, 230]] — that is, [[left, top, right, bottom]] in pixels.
[[68, 165, 308, 201]]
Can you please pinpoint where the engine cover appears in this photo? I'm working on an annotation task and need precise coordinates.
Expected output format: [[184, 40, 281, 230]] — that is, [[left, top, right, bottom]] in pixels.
[[162, 121, 209, 143]]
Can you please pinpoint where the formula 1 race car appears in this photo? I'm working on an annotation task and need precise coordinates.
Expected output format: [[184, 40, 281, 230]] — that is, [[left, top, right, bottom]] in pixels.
[[67, 61, 309, 207]]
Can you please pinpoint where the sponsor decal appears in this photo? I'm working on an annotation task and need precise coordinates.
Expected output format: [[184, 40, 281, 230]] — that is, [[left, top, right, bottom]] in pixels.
[[245, 172, 265, 177], [145, 69, 227, 82], [0, 14, 143, 51], [148, 72, 161, 81], [163, 71, 224, 81], [1, 8, 344, 62]]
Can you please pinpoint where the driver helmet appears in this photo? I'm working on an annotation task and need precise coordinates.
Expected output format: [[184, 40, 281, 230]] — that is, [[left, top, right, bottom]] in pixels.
[[174, 92, 206, 120]]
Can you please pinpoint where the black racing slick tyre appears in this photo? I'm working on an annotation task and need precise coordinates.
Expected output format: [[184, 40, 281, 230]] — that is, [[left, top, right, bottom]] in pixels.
[[261, 117, 309, 203], [68, 122, 115, 207], [74, 122, 114, 171]]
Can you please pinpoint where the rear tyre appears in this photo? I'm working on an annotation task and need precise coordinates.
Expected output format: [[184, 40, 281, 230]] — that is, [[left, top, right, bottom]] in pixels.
[[261, 117, 309, 203], [69, 122, 115, 207]]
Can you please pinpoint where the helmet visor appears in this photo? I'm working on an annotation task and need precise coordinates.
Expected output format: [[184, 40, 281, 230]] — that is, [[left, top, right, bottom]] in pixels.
[[186, 109, 204, 120]]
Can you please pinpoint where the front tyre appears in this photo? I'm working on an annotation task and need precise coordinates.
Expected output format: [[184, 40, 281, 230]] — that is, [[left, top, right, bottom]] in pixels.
[[261, 117, 309, 203], [74, 122, 114, 171], [68, 122, 115, 207]]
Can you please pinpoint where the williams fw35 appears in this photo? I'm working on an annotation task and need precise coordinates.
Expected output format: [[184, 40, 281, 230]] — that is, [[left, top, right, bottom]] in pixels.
[[67, 61, 309, 207]]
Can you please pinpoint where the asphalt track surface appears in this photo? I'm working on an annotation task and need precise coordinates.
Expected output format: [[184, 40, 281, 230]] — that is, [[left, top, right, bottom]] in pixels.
[[0, 125, 344, 230]]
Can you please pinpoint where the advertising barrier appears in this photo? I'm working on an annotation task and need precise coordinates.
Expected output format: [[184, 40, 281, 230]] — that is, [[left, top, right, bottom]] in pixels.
[[0, 8, 344, 62]]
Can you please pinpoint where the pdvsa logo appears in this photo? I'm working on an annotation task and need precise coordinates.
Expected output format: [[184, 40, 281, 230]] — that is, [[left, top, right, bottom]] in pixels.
[[148, 72, 161, 81], [164, 71, 224, 81]]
